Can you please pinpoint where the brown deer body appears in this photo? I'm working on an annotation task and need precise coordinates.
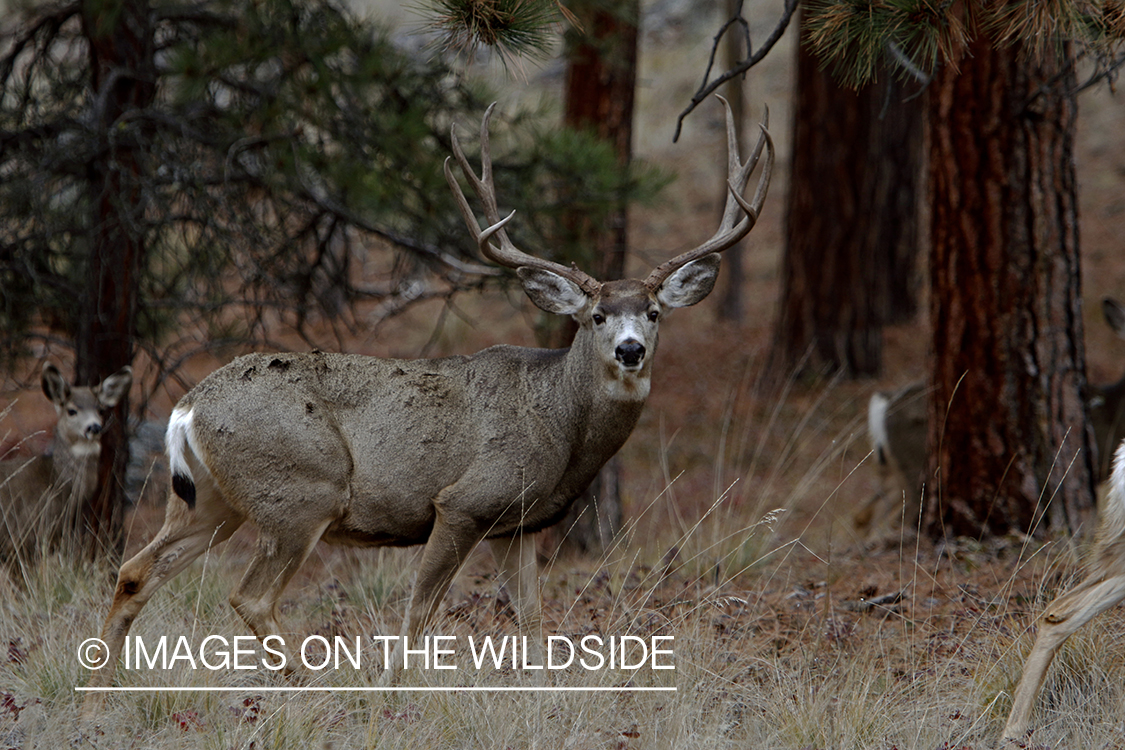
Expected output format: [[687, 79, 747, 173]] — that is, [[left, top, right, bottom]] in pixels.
[[82, 101, 773, 712], [0, 364, 132, 568]]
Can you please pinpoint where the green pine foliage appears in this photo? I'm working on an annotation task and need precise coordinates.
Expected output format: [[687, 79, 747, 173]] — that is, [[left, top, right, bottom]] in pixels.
[[418, 0, 563, 66], [802, 0, 1125, 87], [0, 0, 665, 370]]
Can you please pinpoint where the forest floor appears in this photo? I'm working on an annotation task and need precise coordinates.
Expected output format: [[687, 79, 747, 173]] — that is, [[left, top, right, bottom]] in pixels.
[[3, 1, 1125, 747]]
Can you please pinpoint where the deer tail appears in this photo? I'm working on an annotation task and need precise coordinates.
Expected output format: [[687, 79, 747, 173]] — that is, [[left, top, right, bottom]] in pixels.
[[166, 405, 199, 508], [868, 392, 891, 467]]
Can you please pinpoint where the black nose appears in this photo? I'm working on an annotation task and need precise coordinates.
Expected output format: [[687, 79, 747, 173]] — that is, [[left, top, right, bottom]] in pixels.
[[87, 423, 102, 437], [615, 341, 645, 367]]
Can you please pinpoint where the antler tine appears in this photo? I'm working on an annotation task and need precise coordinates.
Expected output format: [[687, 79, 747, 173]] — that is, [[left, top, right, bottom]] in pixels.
[[445, 103, 601, 296], [644, 98, 774, 291], [723, 119, 774, 233]]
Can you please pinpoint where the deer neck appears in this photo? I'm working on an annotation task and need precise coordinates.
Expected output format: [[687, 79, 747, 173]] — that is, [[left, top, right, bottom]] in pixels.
[[562, 328, 649, 439], [49, 432, 101, 496]]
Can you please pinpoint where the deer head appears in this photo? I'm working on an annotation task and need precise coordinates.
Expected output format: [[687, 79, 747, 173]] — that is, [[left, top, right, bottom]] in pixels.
[[40, 363, 133, 460], [0, 363, 132, 566], [444, 99, 773, 397]]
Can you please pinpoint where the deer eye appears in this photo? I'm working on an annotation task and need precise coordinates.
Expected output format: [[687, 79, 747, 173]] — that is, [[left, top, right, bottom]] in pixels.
[[647, 310, 660, 322], [67, 408, 78, 416], [592, 313, 606, 326]]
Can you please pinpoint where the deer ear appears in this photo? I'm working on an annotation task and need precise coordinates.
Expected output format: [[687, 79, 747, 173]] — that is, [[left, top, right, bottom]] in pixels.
[[656, 254, 720, 308], [98, 366, 133, 408], [517, 267, 589, 316], [41, 363, 70, 406]]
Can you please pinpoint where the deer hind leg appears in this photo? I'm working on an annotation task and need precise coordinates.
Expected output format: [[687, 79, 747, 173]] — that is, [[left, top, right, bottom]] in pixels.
[[853, 486, 888, 538], [82, 478, 244, 719], [490, 533, 543, 672], [228, 517, 333, 672], [1003, 573, 1125, 742]]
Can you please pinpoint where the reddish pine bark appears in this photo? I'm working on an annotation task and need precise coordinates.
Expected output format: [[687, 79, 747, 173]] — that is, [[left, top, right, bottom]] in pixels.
[[563, 0, 637, 282], [551, 1, 639, 555], [768, 17, 922, 381], [926, 36, 1095, 537], [76, 0, 155, 559]]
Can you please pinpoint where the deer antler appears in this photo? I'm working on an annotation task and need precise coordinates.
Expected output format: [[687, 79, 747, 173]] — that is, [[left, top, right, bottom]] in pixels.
[[445, 104, 602, 297], [644, 97, 774, 291]]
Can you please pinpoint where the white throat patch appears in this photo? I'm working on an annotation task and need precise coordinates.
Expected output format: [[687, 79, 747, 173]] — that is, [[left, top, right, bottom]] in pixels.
[[604, 367, 651, 402]]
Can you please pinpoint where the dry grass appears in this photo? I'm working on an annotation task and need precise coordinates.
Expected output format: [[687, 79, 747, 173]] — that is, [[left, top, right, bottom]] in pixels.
[[2, 401, 1125, 748]]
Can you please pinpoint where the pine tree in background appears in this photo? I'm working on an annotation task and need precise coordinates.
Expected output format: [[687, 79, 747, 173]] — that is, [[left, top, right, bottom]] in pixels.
[[801, 1, 1124, 537], [555, 0, 641, 555], [420, 0, 563, 67], [766, 6, 923, 383]]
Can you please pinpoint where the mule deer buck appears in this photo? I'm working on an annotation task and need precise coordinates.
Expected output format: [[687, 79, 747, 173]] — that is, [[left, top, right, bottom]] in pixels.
[[858, 298, 1125, 539], [0, 363, 132, 568], [81, 100, 773, 712]]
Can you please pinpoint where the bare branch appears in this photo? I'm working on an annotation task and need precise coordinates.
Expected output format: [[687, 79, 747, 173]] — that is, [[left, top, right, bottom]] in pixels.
[[673, 0, 797, 142], [886, 41, 931, 86], [293, 162, 501, 278], [1075, 50, 1125, 94]]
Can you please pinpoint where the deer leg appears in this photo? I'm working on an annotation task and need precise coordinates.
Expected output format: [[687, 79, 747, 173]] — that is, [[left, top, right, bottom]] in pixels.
[[490, 533, 543, 672], [381, 505, 485, 681], [228, 518, 333, 672], [81, 486, 244, 720], [1003, 573, 1125, 742], [853, 488, 885, 536]]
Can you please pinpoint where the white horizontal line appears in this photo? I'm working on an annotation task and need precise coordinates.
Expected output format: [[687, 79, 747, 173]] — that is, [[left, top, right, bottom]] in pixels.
[[76, 686, 676, 693]]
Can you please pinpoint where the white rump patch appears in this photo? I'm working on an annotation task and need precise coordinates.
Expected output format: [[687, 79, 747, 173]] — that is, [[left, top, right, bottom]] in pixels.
[[166, 406, 206, 483], [868, 393, 890, 457]]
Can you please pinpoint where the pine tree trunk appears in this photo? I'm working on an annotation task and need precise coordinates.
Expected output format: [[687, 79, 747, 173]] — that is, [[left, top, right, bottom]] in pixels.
[[551, 0, 639, 556], [767, 16, 922, 381], [926, 36, 1095, 537], [76, 0, 154, 561], [717, 0, 746, 322], [562, 0, 637, 281]]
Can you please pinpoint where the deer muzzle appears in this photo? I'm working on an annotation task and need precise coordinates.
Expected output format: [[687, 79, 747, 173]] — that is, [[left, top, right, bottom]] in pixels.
[[615, 340, 646, 368]]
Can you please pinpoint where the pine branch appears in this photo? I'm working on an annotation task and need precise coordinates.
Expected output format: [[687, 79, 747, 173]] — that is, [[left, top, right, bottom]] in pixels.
[[418, 0, 562, 65], [802, 0, 1124, 90]]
